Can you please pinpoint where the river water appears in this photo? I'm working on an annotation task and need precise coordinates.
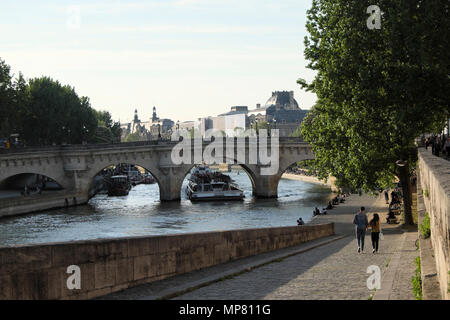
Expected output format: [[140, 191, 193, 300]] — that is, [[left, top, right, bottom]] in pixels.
[[0, 170, 332, 246]]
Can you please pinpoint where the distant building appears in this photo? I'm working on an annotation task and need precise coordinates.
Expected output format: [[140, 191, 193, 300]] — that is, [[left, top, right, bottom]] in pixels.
[[120, 109, 149, 140], [147, 107, 174, 139], [120, 107, 174, 140], [248, 91, 309, 136]]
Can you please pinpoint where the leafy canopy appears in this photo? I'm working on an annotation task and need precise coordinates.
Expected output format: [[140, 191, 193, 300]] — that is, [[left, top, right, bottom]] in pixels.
[[299, 0, 450, 191]]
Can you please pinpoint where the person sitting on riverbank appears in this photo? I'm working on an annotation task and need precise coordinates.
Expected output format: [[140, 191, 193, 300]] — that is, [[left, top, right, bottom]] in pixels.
[[326, 201, 333, 210], [332, 196, 340, 205], [313, 207, 320, 216], [386, 209, 398, 224], [320, 208, 327, 215], [297, 217, 305, 226]]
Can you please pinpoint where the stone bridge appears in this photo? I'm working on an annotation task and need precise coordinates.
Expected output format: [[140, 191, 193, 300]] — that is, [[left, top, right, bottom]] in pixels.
[[0, 137, 314, 204]]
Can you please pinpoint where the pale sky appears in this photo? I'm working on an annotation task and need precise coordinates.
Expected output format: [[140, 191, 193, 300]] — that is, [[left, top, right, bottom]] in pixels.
[[1, 0, 317, 123]]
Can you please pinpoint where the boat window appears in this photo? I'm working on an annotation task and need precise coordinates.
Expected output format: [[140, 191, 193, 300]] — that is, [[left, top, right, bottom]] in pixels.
[[203, 184, 212, 191]]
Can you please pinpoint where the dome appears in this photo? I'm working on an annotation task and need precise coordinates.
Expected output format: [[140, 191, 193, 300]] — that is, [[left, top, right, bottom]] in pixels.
[[264, 91, 300, 110]]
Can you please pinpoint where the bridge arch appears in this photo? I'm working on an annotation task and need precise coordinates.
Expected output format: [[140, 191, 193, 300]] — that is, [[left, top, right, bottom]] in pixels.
[[0, 172, 64, 191], [179, 161, 258, 199], [87, 162, 162, 200]]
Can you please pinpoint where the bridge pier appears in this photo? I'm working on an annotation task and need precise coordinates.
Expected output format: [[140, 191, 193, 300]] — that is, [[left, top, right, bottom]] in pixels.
[[156, 166, 191, 201], [252, 172, 283, 199]]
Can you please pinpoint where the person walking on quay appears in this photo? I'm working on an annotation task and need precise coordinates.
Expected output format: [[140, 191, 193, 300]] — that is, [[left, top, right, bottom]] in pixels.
[[384, 189, 389, 204], [353, 206, 368, 253], [369, 213, 381, 253]]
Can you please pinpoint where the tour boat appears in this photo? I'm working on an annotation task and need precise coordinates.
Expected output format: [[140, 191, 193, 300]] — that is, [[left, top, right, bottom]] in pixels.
[[185, 166, 244, 201], [142, 173, 156, 184], [107, 175, 131, 197]]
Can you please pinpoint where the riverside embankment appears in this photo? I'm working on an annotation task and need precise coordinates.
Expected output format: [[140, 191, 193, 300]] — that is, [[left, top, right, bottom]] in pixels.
[[0, 223, 334, 299], [282, 173, 339, 192]]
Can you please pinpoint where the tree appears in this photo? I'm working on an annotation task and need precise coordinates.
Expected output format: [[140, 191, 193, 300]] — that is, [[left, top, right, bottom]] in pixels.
[[125, 131, 145, 142], [0, 57, 123, 146], [22, 77, 98, 145], [0, 59, 17, 137], [92, 109, 122, 143], [299, 0, 450, 225]]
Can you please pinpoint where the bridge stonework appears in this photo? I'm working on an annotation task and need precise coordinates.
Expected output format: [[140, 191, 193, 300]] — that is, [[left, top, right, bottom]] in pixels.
[[0, 138, 314, 209]]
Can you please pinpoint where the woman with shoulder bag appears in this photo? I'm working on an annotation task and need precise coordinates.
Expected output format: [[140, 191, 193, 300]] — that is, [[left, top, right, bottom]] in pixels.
[[369, 213, 381, 253]]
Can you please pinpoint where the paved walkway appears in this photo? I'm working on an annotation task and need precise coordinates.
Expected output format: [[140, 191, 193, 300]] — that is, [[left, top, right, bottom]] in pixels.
[[102, 193, 418, 300]]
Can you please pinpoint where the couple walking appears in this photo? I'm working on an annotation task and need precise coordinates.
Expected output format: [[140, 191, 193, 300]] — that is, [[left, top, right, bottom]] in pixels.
[[353, 207, 381, 254]]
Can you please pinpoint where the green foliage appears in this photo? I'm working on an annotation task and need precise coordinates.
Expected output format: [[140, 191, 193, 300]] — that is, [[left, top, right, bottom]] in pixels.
[[419, 212, 431, 239], [298, 0, 450, 193], [0, 59, 27, 138], [20, 77, 98, 145], [251, 121, 270, 131], [0, 57, 121, 146], [124, 132, 145, 142], [92, 110, 122, 143], [412, 256, 423, 300], [424, 188, 429, 198], [289, 125, 302, 138]]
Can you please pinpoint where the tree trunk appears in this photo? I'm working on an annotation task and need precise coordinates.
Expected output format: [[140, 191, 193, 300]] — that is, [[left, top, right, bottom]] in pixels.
[[397, 161, 414, 225]]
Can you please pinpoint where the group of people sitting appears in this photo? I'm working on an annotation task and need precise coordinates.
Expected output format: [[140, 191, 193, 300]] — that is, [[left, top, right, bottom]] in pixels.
[[313, 192, 349, 216], [21, 184, 42, 196], [297, 192, 350, 226]]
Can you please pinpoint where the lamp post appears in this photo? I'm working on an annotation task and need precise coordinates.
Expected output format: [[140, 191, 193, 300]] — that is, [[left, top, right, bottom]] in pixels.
[[255, 120, 259, 137], [62, 126, 66, 144], [273, 119, 277, 137], [158, 123, 161, 140]]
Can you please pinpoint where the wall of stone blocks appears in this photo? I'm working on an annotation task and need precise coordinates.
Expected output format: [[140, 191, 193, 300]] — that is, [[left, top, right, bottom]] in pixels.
[[0, 223, 334, 300], [418, 149, 450, 300]]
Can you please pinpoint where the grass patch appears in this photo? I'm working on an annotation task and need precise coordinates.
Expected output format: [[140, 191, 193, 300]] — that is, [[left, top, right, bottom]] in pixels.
[[385, 257, 392, 268], [412, 256, 423, 300], [419, 212, 431, 239]]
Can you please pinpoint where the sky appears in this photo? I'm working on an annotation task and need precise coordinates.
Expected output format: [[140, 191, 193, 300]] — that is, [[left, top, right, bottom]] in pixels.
[[1, 0, 317, 123]]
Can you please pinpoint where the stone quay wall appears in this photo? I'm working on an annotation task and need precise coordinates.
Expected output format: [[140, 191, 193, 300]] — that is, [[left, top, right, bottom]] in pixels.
[[0, 223, 334, 300], [418, 148, 450, 300]]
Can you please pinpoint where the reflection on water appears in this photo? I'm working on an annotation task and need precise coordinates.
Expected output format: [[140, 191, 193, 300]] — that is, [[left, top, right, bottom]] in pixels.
[[0, 171, 332, 246]]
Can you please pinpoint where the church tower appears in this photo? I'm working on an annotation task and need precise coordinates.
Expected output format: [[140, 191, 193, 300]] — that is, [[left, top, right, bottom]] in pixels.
[[152, 106, 159, 122]]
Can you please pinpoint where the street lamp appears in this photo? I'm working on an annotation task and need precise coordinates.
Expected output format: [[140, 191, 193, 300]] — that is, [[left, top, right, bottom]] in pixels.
[[158, 123, 161, 139], [273, 119, 277, 137]]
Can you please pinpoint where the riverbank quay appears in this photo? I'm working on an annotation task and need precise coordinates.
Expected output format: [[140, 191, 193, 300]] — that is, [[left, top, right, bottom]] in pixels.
[[0, 223, 334, 299], [0, 190, 85, 218], [99, 192, 417, 300], [282, 173, 339, 192]]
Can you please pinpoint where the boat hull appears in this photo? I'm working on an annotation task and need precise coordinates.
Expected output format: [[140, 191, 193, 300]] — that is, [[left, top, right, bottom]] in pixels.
[[187, 190, 244, 201]]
